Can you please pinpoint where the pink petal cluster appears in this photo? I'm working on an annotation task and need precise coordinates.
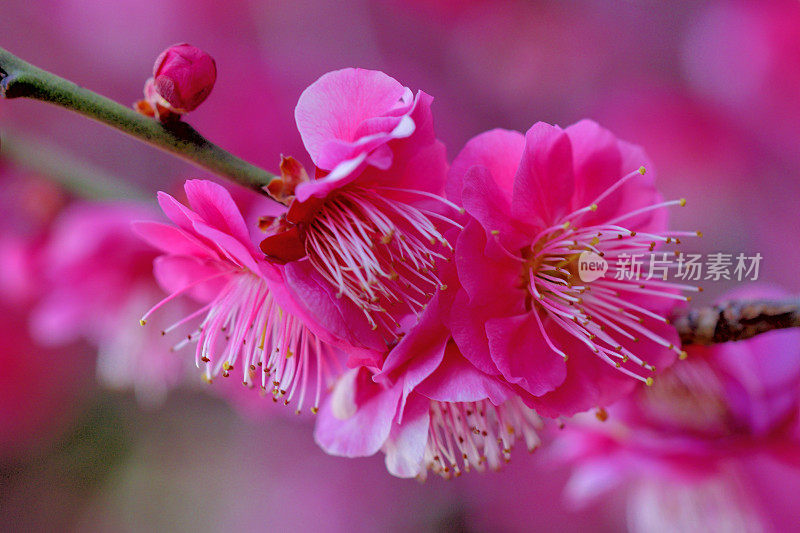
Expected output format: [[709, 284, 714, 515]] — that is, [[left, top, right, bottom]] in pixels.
[[135, 69, 697, 479], [556, 286, 800, 531], [257, 68, 456, 332], [314, 265, 542, 478], [448, 120, 693, 417], [135, 179, 384, 413]]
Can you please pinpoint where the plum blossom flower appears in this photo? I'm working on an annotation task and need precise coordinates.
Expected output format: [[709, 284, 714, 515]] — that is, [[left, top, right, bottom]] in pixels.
[[134, 179, 383, 413], [314, 265, 542, 479], [258, 68, 458, 332], [448, 120, 698, 417], [555, 286, 800, 532]]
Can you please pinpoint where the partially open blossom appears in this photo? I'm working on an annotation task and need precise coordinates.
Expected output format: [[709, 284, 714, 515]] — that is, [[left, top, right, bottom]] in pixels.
[[448, 120, 697, 418], [258, 68, 457, 333], [135, 43, 217, 121], [134, 179, 384, 414], [555, 286, 800, 532]]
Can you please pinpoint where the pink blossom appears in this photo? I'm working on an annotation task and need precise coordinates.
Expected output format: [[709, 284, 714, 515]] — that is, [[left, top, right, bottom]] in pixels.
[[257, 68, 458, 332], [556, 286, 800, 531], [29, 201, 190, 406], [448, 120, 696, 418], [134, 179, 384, 414], [314, 267, 542, 479]]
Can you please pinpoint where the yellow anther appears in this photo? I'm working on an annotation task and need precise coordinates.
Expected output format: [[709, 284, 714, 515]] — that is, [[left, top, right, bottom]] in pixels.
[[679, 350, 688, 360], [679, 198, 687, 207], [645, 377, 654, 386], [490, 229, 500, 236], [638, 166, 646, 175], [590, 203, 598, 211], [139, 319, 147, 326]]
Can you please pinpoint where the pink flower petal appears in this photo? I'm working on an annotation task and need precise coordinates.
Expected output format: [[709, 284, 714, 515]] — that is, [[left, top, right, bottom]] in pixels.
[[383, 393, 430, 478], [511, 122, 575, 228], [184, 179, 253, 249], [415, 343, 511, 404], [131, 220, 211, 257], [446, 128, 525, 204], [485, 312, 568, 396], [314, 368, 402, 457], [295, 68, 407, 167]]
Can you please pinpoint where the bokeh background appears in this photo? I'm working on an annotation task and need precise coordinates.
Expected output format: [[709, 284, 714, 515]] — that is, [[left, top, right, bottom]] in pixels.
[[1, 1, 799, 531]]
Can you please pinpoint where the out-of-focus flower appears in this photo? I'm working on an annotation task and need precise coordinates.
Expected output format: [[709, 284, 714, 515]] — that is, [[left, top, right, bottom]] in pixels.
[[258, 68, 456, 332], [30, 202, 188, 407], [135, 179, 384, 413], [556, 286, 800, 532], [0, 161, 94, 460], [682, 0, 800, 166], [135, 43, 217, 121], [448, 120, 697, 418]]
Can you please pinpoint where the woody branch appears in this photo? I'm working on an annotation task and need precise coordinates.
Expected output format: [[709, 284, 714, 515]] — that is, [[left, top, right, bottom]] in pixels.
[[673, 298, 800, 345]]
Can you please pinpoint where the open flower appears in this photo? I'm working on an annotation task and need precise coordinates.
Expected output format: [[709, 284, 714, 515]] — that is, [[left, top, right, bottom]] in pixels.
[[448, 120, 698, 417], [134, 179, 384, 414], [258, 68, 458, 332], [555, 286, 800, 532], [314, 266, 542, 479]]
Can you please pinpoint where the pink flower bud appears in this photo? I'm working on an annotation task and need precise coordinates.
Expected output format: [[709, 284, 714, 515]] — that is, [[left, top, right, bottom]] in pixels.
[[151, 43, 216, 113]]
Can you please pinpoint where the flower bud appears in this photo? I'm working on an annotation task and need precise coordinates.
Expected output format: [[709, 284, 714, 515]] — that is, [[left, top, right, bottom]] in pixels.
[[153, 43, 216, 112], [135, 43, 216, 121]]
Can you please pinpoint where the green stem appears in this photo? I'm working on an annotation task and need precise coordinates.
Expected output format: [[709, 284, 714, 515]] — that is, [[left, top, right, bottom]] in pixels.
[[0, 46, 276, 193], [1, 132, 149, 201]]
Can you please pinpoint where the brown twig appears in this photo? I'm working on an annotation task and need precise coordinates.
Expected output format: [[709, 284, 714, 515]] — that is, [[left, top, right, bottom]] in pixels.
[[673, 299, 800, 346]]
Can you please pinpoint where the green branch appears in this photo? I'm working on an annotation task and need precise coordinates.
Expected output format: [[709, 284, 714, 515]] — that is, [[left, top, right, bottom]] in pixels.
[[1, 132, 148, 200], [0, 46, 276, 193]]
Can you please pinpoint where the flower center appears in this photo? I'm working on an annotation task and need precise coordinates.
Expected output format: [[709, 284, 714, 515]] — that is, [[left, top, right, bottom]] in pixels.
[[304, 187, 461, 332], [495, 167, 700, 385], [422, 397, 541, 480]]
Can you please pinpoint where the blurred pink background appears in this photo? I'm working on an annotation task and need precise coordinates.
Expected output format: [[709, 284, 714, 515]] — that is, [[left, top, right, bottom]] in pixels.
[[1, 0, 799, 531]]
